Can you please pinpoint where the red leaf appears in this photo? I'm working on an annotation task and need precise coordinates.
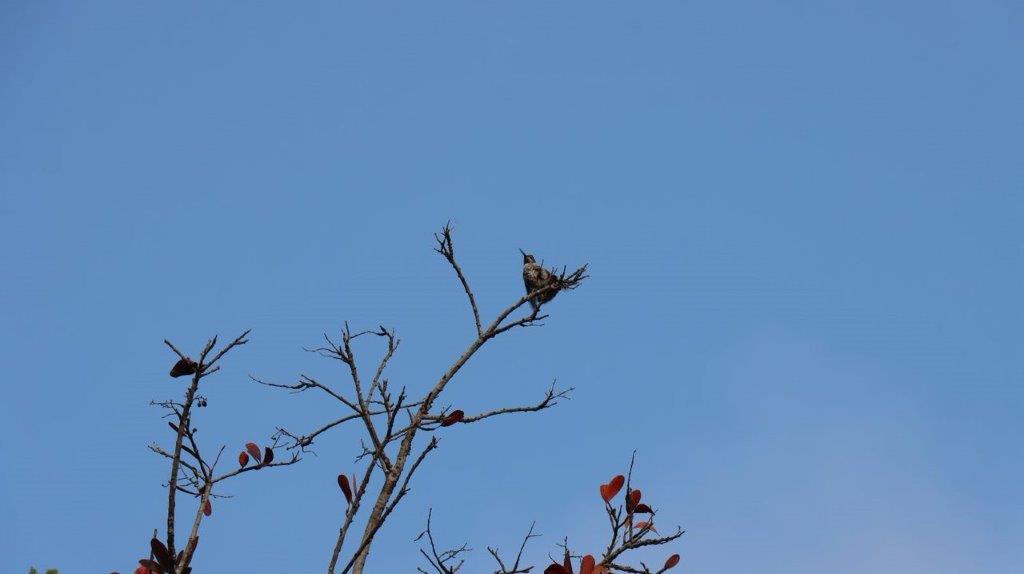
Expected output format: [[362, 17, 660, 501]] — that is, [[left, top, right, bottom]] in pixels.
[[600, 475, 625, 503], [134, 567, 152, 574], [137, 559, 162, 574], [338, 474, 353, 504], [610, 475, 625, 493], [150, 537, 172, 569], [238, 451, 250, 468], [634, 521, 657, 533], [580, 555, 596, 574], [664, 554, 680, 570], [262, 446, 274, 466], [441, 409, 464, 427], [544, 565, 568, 574], [627, 489, 642, 511], [202, 499, 212, 517], [169, 358, 197, 378], [245, 442, 262, 464], [633, 503, 653, 514]]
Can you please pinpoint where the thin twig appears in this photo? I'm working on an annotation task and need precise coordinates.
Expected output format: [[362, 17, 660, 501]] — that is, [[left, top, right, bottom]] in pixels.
[[435, 222, 483, 336]]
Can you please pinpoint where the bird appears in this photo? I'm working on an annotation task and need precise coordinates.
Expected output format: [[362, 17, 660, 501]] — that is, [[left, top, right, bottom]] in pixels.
[[520, 249, 560, 312]]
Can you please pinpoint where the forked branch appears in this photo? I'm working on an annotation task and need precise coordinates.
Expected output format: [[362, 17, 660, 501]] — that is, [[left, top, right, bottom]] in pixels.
[[253, 224, 588, 574]]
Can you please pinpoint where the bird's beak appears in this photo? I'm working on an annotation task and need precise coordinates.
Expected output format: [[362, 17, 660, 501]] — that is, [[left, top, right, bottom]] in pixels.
[[519, 248, 527, 257]]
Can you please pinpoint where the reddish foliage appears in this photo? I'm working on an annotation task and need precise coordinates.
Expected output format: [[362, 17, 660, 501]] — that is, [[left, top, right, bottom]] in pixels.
[[169, 358, 197, 378], [150, 537, 172, 571], [664, 553, 680, 569], [599, 475, 625, 503], [338, 473, 353, 504], [580, 555, 596, 574], [262, 446, 274, 466], [627, 489, 642, 512], [203, 499, 212, 517], [245, 442, 262, 464], [441, 409, 464, 427], [238, 451, 250, 468], [634, 521, 656, 532]]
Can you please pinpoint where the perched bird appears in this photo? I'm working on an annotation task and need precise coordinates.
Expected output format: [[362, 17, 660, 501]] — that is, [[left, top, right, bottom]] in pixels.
[[520, 249, 560, 312]]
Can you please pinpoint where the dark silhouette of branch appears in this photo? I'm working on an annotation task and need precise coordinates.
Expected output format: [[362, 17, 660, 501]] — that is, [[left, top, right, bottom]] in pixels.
[[416, 508, 470, 574], [253, 224, 588, 574], [435, 221, 483, 336], [488, 521, 540, 574], [123, 223, 685, 574], [459, 381, 573, 424], [145, 330, 299, 574]]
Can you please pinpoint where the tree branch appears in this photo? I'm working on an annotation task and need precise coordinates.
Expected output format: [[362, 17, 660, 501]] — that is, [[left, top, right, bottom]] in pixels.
[[460, 382, 573, 425], [435, 221, 483, 336]]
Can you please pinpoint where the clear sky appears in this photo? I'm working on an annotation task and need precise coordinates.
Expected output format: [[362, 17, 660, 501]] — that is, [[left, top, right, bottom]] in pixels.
[[1, 2, 1021, 572]]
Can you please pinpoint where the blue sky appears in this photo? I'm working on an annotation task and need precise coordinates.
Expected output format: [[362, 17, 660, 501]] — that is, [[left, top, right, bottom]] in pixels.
[[1, 1, 1021, 572]]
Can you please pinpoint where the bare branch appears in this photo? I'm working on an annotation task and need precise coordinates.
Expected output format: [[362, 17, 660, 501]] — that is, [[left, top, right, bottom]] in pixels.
[[339, 436, 440, 574], [338, 324, 393, 472], [327, 447, 384, 574], [367, 327, 399, 402], [607, 563, 648, 574], [607, 527, 685, 560], [248, 224, 588, 574], [273, 413, 371, 451], [148, 443, 202, 480], [488, 521, 540, 574], [434, 221, 483, 336], [460, 382, 573, 425], [416, 508, 470, 574], [341, 226, 587, 573], [163, 339, 187, 360], [201, 330, 251, 374]]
